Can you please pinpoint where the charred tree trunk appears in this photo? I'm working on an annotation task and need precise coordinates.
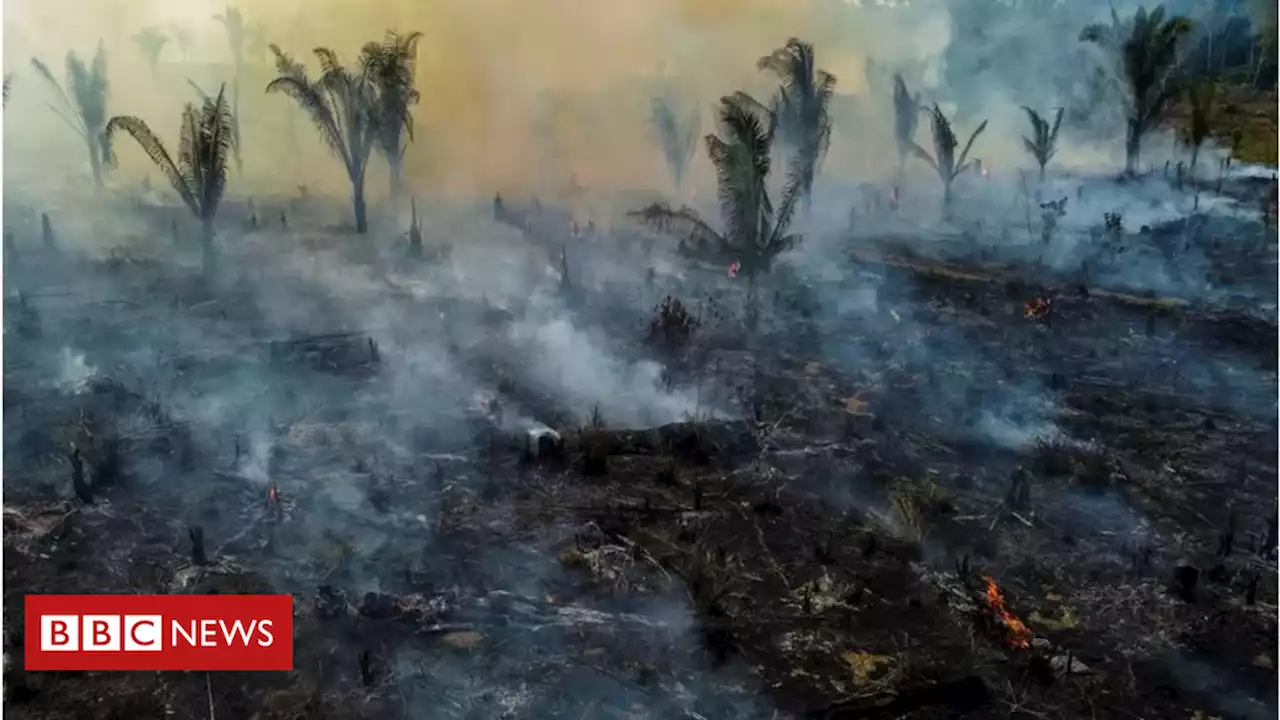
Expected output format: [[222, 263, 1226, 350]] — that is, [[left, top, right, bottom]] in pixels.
[[745, 274, 760, 332], [1125, 120, 1143, 176], [388, 152, 405, 202], [200, 216, 216, 275], [87, 135, 104, 188], [351, 171, 369, 234]]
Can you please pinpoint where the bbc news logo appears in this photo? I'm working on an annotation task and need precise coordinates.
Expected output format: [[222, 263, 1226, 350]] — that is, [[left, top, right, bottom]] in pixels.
[[25, 594, 293, 671]]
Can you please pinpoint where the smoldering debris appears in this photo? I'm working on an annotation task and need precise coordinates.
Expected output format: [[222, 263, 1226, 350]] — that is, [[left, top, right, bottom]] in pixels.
[[3, 3, 1278, 719]]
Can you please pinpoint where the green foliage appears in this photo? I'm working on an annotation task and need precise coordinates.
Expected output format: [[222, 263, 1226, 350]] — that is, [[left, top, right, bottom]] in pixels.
[[360, 30, 423, 197], [1021, 106, 1064, 180], [651, 95, 700, 196], [1178, 81, 1217, 172], [758, 38, 836, 205], [30, 44, 113, 186], [1081, 4, 1193, 173], [106, 86, 235, 273], [630, 92, 803, 280], [912, 104, 988, 209], [267, 44, 380, 232], [892, 74, 922, 170]]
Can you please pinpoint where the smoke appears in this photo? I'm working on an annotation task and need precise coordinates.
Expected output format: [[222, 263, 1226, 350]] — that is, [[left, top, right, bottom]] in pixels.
[[3, 0, 1274, 716], [54, 346, 98, 393]]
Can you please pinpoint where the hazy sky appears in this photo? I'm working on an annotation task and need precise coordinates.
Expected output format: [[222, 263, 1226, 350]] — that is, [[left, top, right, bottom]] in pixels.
[[0, 0, 948, 198]]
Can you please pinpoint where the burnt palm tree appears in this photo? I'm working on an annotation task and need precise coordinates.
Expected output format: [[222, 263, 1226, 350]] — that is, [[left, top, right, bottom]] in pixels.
[[758, 38, 836, 207], [1081, 4, 1193, 174], [650, 95, 700, 199], [31, 44, 113, 187], [892, 74, 922, 177], [912, 104, 988, 213], [1179, 80, 1216, 175], [267, 45, 379, 233], [106, 85, 235, 274], [133, 27, 168, 79], [360, 30, 423, 201], [630, 92, 803, 329], [1021, 106, 1064, 182]]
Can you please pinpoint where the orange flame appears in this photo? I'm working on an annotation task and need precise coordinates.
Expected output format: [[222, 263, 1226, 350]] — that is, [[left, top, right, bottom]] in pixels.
[[1024, 298, 1051, 320], [983, 576, 1032, 649], [267, 485, 280, 505], [728, 261, 741, 278]]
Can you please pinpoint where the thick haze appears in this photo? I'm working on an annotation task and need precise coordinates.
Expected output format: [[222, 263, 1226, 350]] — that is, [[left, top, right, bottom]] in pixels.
[[3, 0, 987, 202]]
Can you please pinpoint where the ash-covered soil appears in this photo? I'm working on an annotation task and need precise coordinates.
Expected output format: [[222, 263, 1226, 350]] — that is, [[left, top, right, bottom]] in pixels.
[[3, 178, 1277, 720]]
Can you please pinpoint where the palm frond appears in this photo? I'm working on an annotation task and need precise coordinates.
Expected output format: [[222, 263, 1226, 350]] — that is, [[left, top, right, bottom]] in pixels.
[[1049, 107, 1064, 142], [106, 115, 197, 213], [910, 141, 938, 173], [633, 91, 797, 277], [892, 74, 920, 164], [651, 96, 701, 191], [187, 79, 211, 101], [29, 57, 80, 131], [195, 84, 235, 219], [758, 38, 835, 202], [954, 119, 987, 177], [266, 45, 348, 162], [629, 202, 728, 256], [360, 29, 423, 158]]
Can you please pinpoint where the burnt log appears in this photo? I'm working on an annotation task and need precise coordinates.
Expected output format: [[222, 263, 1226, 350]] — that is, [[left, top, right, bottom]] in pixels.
[[558, 421, 759, 463]]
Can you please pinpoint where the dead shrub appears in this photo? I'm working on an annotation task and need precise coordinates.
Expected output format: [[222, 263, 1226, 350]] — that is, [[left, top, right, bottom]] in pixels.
[[647, 295, 701, 359]]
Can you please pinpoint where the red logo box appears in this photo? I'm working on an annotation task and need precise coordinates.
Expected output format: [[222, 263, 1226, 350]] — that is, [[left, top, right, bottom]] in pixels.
[[24, 594, 293, 671]]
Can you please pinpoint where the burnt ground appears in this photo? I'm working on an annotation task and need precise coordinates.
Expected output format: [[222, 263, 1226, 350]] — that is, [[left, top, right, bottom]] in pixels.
[[2, 186, 1277, 720]]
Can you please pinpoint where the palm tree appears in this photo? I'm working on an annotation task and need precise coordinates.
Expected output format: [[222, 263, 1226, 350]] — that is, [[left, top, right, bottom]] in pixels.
[[106, 85, 235, 274], [213, 7, 247, 71], [757, 38, 836, 207], [630, 92, 802, 329], [650, 95, 700, 199], [186, 78, 240, 174], [1179, 80, 1216, 175], [1081, 4, 1193, 175], [30, 44, 113, 188], [1021, 107, 1064, 182], [170, 25, 194, 62], [360, 30, 423, 201], [133, 27, 168, 79], [911, 104, 988, 213], [267, 45, 379, 233], [892, 74, 922, 177]]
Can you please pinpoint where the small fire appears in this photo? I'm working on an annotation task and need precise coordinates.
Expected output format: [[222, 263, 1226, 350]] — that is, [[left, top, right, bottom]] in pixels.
[[728, 261, 741, 278], [267, 484, 280, 506], [983, 576, 1033, 649], [1024, 298, 1051, 320]]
